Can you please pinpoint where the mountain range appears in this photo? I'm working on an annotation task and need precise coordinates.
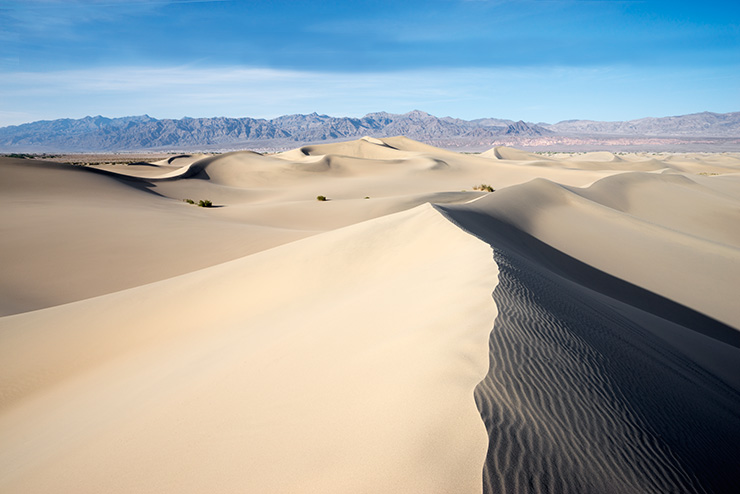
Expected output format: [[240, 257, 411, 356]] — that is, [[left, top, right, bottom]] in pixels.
[[1, 110, 738, 152]]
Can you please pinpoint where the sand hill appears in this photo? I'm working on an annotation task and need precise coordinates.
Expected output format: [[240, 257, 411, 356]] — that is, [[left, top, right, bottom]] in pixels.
[[1, 138, 739, 493]]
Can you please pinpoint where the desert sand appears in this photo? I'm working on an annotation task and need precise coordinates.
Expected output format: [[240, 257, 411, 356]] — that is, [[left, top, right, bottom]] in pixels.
[[1, 138, 739, 493]]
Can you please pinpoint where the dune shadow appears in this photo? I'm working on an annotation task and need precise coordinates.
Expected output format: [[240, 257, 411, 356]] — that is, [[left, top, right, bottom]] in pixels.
[[436, 204, 740, 494]]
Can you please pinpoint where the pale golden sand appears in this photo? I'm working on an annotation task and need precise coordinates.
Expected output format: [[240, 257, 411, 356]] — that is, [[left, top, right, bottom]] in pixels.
[[1, 139, 739, 493]]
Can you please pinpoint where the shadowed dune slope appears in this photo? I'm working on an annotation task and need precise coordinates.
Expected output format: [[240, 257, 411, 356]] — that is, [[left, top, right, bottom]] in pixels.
[[2, 141, 740, 493], [448, 174, 740, 329], [474, 245, 740, 494], [438, 178, 740, 492]]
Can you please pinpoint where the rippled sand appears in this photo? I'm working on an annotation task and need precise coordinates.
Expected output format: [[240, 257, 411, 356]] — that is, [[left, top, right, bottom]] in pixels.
[[1, 139, 739, 492]]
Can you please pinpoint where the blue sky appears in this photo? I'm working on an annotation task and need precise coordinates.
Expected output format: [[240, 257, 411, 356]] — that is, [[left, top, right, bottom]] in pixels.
[[1, 0, 738, 126]]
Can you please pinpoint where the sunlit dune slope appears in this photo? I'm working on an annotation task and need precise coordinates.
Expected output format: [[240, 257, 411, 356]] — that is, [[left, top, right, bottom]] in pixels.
[[1, 137, 740, 494]]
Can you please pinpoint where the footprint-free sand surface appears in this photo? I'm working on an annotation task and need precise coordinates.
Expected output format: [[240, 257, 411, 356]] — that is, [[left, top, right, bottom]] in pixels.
[[1, 138, 739, 493]]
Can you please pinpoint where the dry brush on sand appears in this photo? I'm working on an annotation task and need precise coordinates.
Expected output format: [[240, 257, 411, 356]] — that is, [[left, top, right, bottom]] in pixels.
[[1, 138, 740, 493]]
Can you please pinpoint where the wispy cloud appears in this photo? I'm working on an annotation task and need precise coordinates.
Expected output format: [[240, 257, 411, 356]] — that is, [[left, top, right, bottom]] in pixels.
[[1, 63, 738, 127], [3, 0, 227, 42], [0, 65, 458, 111]]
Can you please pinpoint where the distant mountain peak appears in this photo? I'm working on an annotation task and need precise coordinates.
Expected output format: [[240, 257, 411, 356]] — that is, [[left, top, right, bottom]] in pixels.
[[548, 111, 740, 137], [405, 110, 432, 119], [0, 110, 738, 152], [505, 120, 553, 136]]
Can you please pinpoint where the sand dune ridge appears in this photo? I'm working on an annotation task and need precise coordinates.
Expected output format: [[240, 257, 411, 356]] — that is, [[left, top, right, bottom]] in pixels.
[[1, 137, 739, 492]]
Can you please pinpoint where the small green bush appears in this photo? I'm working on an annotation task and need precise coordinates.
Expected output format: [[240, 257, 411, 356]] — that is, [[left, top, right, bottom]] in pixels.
[[316, 195, 328, 201], [184, 199, 195, 204], [473, 184, 494, 192], [198, 199, 213, 208]]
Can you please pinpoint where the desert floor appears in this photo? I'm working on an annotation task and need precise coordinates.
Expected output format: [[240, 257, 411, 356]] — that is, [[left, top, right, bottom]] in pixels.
[[1, 137, 739, 493]]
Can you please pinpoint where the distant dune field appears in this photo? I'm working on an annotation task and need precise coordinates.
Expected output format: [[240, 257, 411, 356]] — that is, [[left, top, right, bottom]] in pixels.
[[1, 138, 739, 493]]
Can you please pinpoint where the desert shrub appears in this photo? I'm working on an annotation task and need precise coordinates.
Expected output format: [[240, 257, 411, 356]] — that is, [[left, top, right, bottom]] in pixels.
[[473, 184, 494, 192], [316, 195, 328, 201], [364, 196, 370, 199], [184, 199, 195, 204], [198, 199, 213, 207]]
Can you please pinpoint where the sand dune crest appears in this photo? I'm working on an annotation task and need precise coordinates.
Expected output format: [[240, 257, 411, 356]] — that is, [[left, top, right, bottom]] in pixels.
[[0, 203, 498, 493], [1, 138, 739, 493]]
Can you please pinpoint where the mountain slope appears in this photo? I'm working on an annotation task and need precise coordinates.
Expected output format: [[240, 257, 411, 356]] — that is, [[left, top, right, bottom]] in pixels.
[[0, 110, 738, 152], [548, 111, 740, 136]]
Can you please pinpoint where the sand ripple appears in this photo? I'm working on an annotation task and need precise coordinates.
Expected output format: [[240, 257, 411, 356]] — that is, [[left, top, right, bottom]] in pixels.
[[476, 246, 740, 493]]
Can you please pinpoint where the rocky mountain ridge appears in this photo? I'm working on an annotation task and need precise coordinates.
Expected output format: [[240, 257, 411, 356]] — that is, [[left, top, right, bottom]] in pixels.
[[546, 111, 740, 137], [0, 110, 738, 152]]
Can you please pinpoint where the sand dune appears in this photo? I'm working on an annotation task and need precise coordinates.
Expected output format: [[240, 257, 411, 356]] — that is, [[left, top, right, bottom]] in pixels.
[[480, 146, 554, 161], [569, 150, 624, 162], [439, 197, 740, 493], [473, 247, 740, 494], [446, 174, 740, 328], [275, 136, 415, 161], [0, 158, 309, 315], [0, 204, 497, 493], [1, 137, 739, 493]]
